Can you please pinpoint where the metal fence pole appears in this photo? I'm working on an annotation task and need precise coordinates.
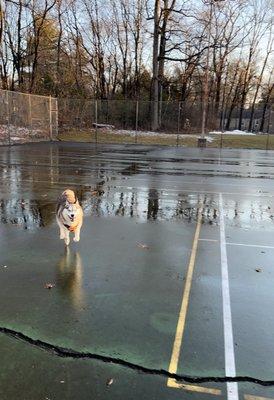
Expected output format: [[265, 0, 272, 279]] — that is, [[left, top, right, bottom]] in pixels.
[[95, 100, 98, 144], [55, 98, 59, 137], [220, 106, 225, 149], [177, 101, 181, 147], [135, 100, 139, 144], [6, 91, 10, 145], [49, 95, 53, 141], [28, 93, 33, 139], [266, 107, 272, 150], [266, 131, 270, 150]]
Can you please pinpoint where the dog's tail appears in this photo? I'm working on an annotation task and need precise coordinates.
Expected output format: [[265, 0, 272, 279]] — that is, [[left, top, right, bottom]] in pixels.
[[63, 189, 77, 204]]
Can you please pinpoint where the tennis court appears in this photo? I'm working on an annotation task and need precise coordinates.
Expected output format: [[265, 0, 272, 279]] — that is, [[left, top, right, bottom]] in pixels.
[[0, 142, 273, 400]]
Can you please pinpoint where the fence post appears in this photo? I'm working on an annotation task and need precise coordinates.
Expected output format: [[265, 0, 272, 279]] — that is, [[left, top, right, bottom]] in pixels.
[[135, 100, 139, 144], [6, 91, 10, 145], [266, 131, 270, 150], [177, 101, 181, 147], [266, 107, 272, 150], [95, 100, 98, 144], [55, 98, 59, 137], [28, 94, 32, 133], [49, 95, 53, 141]]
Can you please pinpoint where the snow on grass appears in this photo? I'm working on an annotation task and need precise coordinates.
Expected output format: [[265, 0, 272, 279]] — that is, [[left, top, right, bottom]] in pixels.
[[112, 129, 215, 142], [108, 128, 259, 140], [209, 129, 256, 135]]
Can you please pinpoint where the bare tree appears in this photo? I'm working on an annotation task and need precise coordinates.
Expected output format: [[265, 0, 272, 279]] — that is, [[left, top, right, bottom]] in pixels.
[[151, 0, 160, 130], [248, 25, 273, 131], [238, 0, 269, 129]]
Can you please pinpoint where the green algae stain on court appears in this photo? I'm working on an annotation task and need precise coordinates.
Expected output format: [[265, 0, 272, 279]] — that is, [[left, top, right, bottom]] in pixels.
[[150, 313, 178, 335]]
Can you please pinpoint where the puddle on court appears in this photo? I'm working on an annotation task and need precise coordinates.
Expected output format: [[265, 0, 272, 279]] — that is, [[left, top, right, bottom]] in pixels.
[[1, 180, 274, 231], [0, 187, 220, 230], [1, 144, 274, 231], [223, 198, 274, 229], [56, 248, 84, 310]]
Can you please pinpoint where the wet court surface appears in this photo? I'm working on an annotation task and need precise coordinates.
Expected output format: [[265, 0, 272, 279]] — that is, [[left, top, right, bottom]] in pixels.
[[0, 142, 274, 400]]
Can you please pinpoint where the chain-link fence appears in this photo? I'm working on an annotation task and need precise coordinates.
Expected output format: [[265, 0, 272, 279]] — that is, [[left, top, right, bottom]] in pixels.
[[58, 99, 213, 133], [0, 90, 273, 149], [0, 89, 58, 145], [58, 98, 273, 149]]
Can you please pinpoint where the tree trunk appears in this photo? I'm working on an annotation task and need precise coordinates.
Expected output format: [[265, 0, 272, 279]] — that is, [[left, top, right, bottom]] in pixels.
[[151, 0, 160, 131], [260, 83, 273, 132]]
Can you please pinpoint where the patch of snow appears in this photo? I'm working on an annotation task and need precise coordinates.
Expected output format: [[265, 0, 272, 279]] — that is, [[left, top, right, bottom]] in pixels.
[[209, 129, 256, 136], [0, 124, 46, 143], [110, 129, 214, 142]]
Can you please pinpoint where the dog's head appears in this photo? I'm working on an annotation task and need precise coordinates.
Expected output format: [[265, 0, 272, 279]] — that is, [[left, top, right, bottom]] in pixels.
[[61, 200, 80, 223]]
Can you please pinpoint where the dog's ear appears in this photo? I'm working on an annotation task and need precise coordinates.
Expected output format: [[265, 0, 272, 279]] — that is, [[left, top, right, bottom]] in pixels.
[[60, 193, 67, 204]]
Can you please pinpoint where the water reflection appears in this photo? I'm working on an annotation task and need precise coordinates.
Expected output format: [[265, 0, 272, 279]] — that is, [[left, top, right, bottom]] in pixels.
[[1, 186, 273, 229], [147, 189, 159, 220], [0, 145, 274, 229], [0, 199, 55, 229], [56, 248, 84, 309], [121, 162, 141, 175]]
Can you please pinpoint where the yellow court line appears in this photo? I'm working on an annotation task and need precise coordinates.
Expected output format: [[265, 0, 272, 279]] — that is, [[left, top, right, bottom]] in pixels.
[[167, 208, 221, 395], [168, 379, 221, 395], [167, 208, 202, 376], [244, 395, 274, 400]]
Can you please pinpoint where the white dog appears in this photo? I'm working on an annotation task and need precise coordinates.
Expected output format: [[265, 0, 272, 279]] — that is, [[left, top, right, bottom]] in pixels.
[[56, 189, 83, 246]]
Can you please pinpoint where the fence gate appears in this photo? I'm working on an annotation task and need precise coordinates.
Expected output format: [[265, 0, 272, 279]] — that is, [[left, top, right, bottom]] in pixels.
[[0, 89, 58, 145]]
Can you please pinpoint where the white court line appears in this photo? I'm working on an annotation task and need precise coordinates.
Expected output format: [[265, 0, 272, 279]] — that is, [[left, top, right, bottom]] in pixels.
[[200, 240, 274, 249], [227, 242, 274, 249], [219, 193, 239, 400]]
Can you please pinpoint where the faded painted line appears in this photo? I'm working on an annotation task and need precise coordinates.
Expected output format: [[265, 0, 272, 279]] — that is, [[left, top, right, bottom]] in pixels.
[[0, 177, 274, 198], [167, 209, 220, 395], [227, 242, 274, 250], [124, 177, 266, 189], [167, 379, 221, 395], [219, 193, 238, 400], [199, 238, 219, 242], [110, 185, 274, 198], [244, 395, 274, 400]]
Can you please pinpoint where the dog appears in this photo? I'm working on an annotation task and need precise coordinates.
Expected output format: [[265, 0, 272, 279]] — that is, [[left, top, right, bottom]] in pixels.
[[56, 189, 83, 246]]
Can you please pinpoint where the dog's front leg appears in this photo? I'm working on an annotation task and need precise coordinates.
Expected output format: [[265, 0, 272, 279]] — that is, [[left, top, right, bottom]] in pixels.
[[73, 225, 81, 242], [60, 226, 66, 240], [57, 219, 65, 240], [64, 230, 70, 246]]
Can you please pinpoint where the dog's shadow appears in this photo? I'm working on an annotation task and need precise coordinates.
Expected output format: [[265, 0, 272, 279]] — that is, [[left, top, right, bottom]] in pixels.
[[56, 247, 85, 309]]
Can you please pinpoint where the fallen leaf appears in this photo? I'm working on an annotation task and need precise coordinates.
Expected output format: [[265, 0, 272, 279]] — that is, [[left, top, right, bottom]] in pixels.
[[44, 283, 55, 289], [106, 378, 114, 387], [2, 265, 7, 268], [91, 190, 99, 196], [60, 380, 65, 384], [137, 242, 149, 249], [255, 268, 262, 273]]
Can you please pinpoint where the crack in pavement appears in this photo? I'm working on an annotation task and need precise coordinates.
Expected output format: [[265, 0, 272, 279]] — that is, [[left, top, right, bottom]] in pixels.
[[1, 326, 273, 387]]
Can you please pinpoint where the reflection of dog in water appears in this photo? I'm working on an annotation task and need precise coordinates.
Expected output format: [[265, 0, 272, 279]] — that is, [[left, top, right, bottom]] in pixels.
[[57, 247, 84, 309], [56, 189, 83, 246]]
